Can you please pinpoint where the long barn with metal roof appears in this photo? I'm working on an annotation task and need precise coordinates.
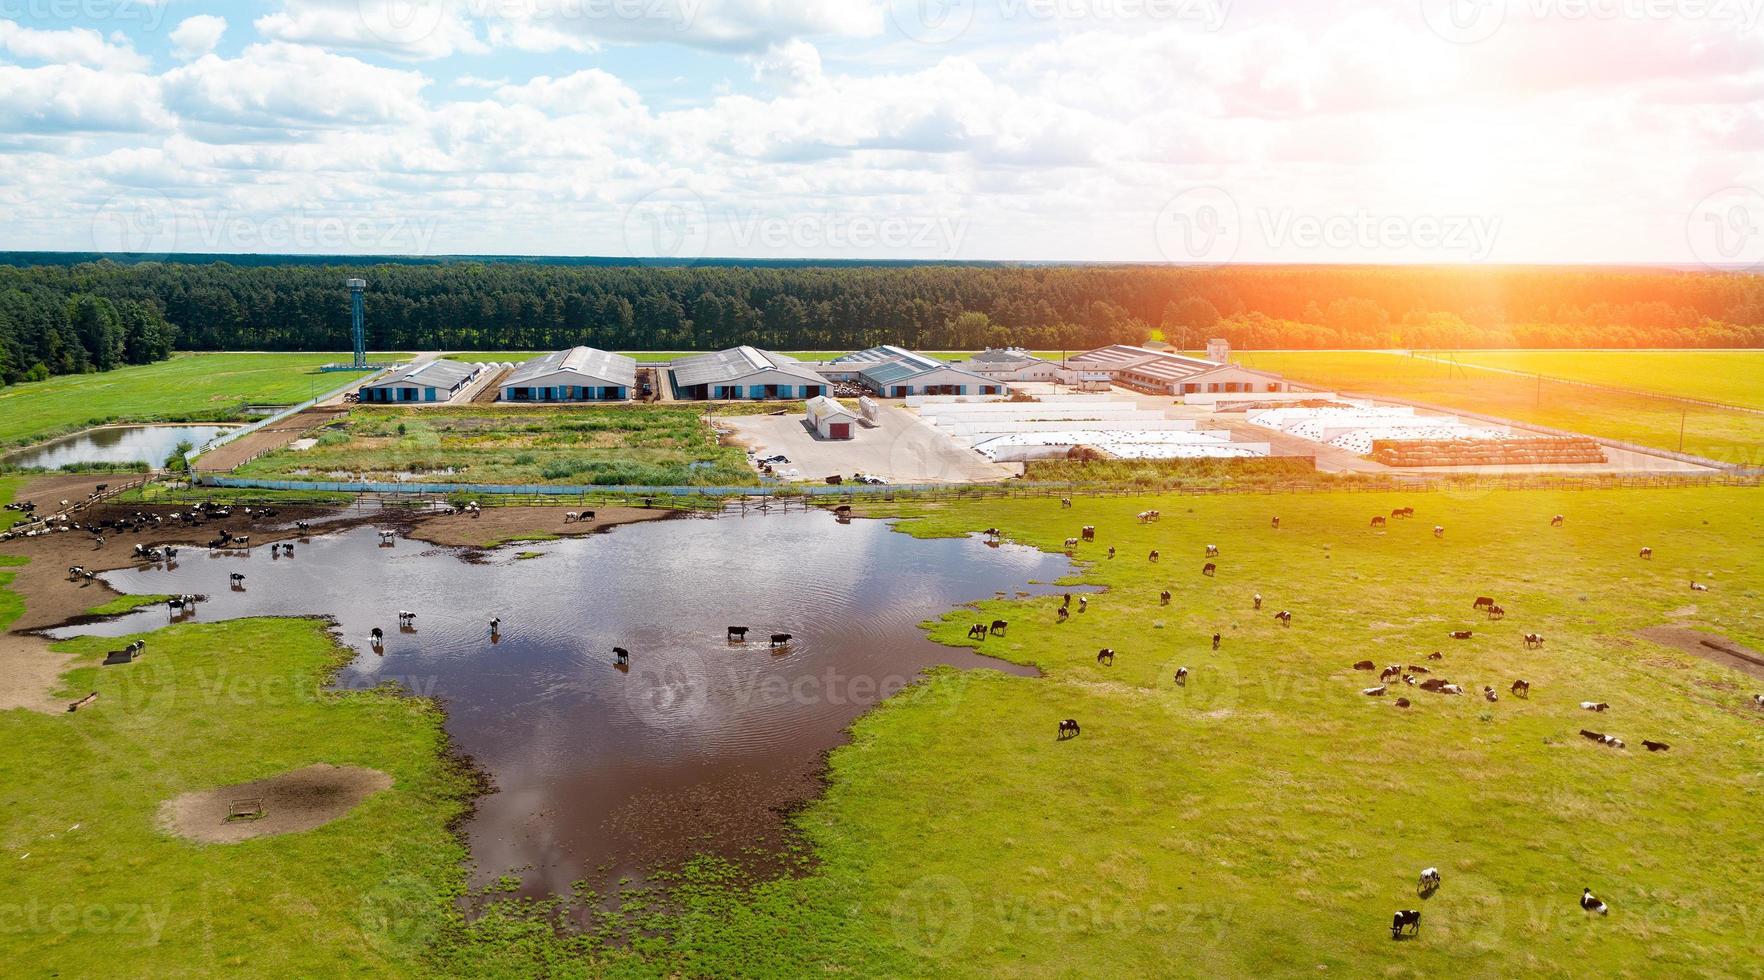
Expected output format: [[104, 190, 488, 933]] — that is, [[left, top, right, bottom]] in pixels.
[[500, 347, 637, 402], [669, 346, 831, 400], [360, 360, 487, 403], [1066, 344, 1288, 397], [827, 345, 1007, 397]]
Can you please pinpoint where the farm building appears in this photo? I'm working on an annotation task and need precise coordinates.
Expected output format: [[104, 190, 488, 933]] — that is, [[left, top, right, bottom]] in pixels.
[[670, 346, 830, 400], [1065, 343, 1287, 396], [500, 347, 636, 402], [960, 348, 1060, 383], [806, 395, 860, 439], [826, 345, 1006, 397], [360, 360, 486, 403]]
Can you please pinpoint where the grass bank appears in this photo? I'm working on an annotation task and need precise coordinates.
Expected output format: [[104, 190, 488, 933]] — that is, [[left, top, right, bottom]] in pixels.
[[234, 405, 759, 487], [0, 353, 397, 450], [1451, 350, 1764, 410]]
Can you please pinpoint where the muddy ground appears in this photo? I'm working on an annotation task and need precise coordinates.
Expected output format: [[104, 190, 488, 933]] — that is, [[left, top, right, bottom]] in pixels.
[[157, 764, 392, 843], [1636, 625, 1764, 683]]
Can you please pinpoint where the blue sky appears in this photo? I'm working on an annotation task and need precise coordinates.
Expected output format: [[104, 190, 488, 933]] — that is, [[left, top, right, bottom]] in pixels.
[[0, 1, 1760, 264]]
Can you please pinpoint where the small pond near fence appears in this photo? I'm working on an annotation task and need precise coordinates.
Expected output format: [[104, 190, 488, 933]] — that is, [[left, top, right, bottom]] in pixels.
[[5, 424, 236, 469]]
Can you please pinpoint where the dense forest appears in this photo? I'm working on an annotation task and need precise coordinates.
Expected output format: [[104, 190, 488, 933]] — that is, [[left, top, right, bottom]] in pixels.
[[1, 259, 1761, 385]]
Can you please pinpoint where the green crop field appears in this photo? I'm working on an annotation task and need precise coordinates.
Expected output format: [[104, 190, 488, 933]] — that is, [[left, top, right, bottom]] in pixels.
[[0, 353, 398, 449], [1240, 351, 1764, 467], [1451, 351, 1764, 410], [234, 404, 761, 487], [3, 477, 1762, 975]]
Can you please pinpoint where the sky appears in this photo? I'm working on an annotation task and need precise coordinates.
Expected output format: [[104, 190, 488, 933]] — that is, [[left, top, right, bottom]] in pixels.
[[0, 0, 1760, 265]]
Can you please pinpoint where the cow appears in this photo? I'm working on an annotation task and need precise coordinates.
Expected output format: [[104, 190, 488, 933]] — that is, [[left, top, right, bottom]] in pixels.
[[1580, 701, 1609, 712], [1149, 550, 1160, 563], [1524, 633, 1545, 649], [1211, 633, 1221, 651], [1057, 606, 1070, 622], [1419, 868, 1441, 894], [1064, 537, 1079, 550], [770, 633, 792, 647], [1753, 694, 1764, 709], [1058, 718, 1080, 739], [727, 626, 749, 642], [1078, 596, 1088, 612], [229, 573, 245, 587], [1419, 678, 1449, 692], [1205, 544, 1219, 558], [1433, 526, 1445, 538], [1642, 740, 1670, 752], [1511, 679, 1530, 698], [1581, 888, 1608, 915], [1426, 651, 1444, 661], [1370, 516, 1386, 528], [1353, 660, 1376, 671], [1363, 685, 1387, 697], [1081, 526, 1096, 541], [1394, 697, 1411, 708], [1060, 498, 1072, 509], [1174, 666, 1188, 686], [1391, 910, 1420, 938], [370, 627, 384, 644], [1450, 630, 1473, 640], [990, 620, 1008, 636], [1472, 596, 1496, 611], [1270, 516, 1280, 529], [1488, 604, 1505, 620], [1690, 581, 1708, 592], [1201, 562, 1216, 577], [1107, 547, 1116, 559], [1274, 610, 1292, 627], [1551, 515, 1565, 527], [1160, 590, 1171, 606], [1639, 547, 1652, 559], [1096, 648, 1115, 666], [1483, 686, 1499, 703], [1252, 593, 1263, 611], [1380, 666, 1401, 683], [968, 624, 988, 640], [1406, 665, 1431, 675], [615, 646, 631, 663], [1440, 684, 1464, 696]]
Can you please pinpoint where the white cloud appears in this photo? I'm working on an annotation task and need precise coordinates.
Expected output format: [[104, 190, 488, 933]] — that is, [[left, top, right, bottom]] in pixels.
[[0, 63, 168, 134], [160, 43, 431, 139], [255, 0, 486, 60], [170, 16, 228, 62], [0, 21, 150, 72]]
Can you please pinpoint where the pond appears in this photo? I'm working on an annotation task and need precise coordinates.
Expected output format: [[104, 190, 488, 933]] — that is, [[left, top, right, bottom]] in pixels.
[[54, 512, 1081, 901], [5, 424, 236, 469]]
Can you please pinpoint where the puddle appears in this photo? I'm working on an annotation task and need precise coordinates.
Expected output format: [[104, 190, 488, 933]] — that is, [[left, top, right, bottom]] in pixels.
[[51, 512, 1079, 901], [5, 424, 236, 468]]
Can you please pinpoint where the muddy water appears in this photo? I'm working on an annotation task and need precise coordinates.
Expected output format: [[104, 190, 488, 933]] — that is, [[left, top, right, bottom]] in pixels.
[[5, 424, 235, 468], [54, 512, 1076, 898]]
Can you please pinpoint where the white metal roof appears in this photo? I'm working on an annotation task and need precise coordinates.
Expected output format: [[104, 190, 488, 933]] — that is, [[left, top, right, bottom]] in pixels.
[[503, 347, 637, 389], [364, 360, 481, 391], [671, 346, 822, 387], [806, 395, 859, 424]]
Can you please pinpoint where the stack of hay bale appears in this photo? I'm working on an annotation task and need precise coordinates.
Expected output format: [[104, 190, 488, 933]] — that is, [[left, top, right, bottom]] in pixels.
[[1369, 436, 1607, 467]]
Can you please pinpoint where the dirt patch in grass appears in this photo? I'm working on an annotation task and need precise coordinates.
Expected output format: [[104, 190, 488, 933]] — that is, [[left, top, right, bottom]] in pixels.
[[157, 764, 393, 843], [0, 631, 79, 714], [1635, 625, 1764, 682], [402, 505, 678, 549]]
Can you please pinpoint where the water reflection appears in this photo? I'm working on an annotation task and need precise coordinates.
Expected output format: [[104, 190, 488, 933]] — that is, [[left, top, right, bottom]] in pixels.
[[6, 425, 235, 468], [55, 512, 1080, 898]]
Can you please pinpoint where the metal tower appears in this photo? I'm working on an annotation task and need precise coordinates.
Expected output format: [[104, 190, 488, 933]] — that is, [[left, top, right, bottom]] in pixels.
[[346, 278, 367, 369]]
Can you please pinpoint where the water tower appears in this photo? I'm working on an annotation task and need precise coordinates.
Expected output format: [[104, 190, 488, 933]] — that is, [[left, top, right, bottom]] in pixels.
[[346, 278, 367, 369]]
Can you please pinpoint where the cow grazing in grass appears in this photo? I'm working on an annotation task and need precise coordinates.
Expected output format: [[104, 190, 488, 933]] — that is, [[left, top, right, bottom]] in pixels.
[[1057, 607, 1069, 622], [1274, 610, 1292, 627], [1064, 537, 1079, 550], [1149, 550, 1160, 563], [1524, 633, 1545, 649], [1205, 544, 1219, 558], [1078, 597, 1088, 612], [1391, 910, 1420, 938], [1511, 679, 1530, 698], [1643, 740, 1670, 752], [1427, 651, 1444, 661], [990, 620, 1008, 636], [1252, 593, 1263, 610], [1370, 516, 1387, 528], [1096, 648, 1115, 666], [1418, 678, 1450, 693], [1639, 547, 1652, 559], [1270, 516, 1280, 529], [1433, 525, 1445, 538], [1580, 701, 1609, 712], [1060, 498, 1072, 509], [1174, 666, 1188, 686], [1581, 888, 1608, 915], [1450, 630, 1473, 640], [1407, 665, 1430, 675], [1551, 515, 1565, 527], [1690, 581, 1708, 592], [1160, 590, 1171, 606], [1058, 719, 1080, 739], [1483, 686, 1499, 702], [1201, 562, 1216, 577], [1353, 660, 1376, 671], [1211, 633, 1221, 651], [1488, 604, 1505, 620], [968, 624, 988, 640], [1473, 596, 1496, 611], [1419, 868, 1440, 894], [1380, 665, 1401, 683], [1394, 697, 1411, 709], [1081, 526, 1095, 541]]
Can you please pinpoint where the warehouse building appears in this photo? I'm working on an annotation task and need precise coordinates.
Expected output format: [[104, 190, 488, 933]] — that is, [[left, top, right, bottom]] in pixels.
[[806, 395, 860, 439], [360, 360, 486, 403], [961, 348, 1060, 383], [500, 347, 636, 402], [828, 345, 1006, 397], [670, 346, 830, 400], [1066, 342, 1286, 396]]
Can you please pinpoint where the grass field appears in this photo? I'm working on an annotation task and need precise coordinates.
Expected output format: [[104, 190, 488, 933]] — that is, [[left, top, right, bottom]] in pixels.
[[1240, 351, 1764, 467], [234, 404, 760, 487], [1451, 351, 1764, 410], [0, 353, 397, 449], [4, 476, 1763, 975]]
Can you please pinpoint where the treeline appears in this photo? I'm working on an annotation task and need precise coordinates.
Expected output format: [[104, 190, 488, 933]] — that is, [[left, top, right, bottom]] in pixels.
[[0, 282, 177, 384], [1, 260, 1760, 384]]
